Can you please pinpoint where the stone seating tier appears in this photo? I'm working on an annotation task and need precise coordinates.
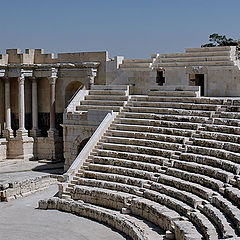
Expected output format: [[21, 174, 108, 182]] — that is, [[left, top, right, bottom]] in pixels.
[[60, 87, 240, 239]]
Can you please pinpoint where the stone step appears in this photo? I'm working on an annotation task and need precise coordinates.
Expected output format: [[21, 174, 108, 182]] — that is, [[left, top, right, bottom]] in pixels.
[[117, 117, 200, 130], [185, 46, 232, 53], [212, 194, 240, 233], [121, 111, 211, 124], [173, 159, 235, 183], [187, 145, 240, 164], [120, 63, 151, 68], [130, 101, 218, 111], [195, 131, 240, 144], [92, 156, 163, 173], [225, 187, 240, 207], [123, 59, 152, 63], [204, 123, 240, 135], [100, 142, 175, 158], [88, 90, 128, 95], [220, 111, 240, 119], [188, 210, 219, 240], [61, 193, 71, 199], [143, 189, 194, 216], [107, 129, 186, 144], [125, 106, 213, 117], [150, 182, 203, 209], [87, 163, 155, 181], [160, 55, 231, 63], [95, 149, 168, 165], [131, 95, 225, 105], [78, 177, 140, 195], [145, 189, 219, 239], [78, 176, 203, 209], [158, 60, 235, 67], [180, 152, 240, 175], [80, 100, 126, 106], [130, 198, 203, 237], [85, 95, 129, 101], [192, 138, 240, 154], [213, 118, 240, 127], [158, 50, 231, 58], [156, 173, 215, 200], [103, 136, 183, 151], [199, 203, 237, 239], [72, 185, 135, 211], [91, 85, 129, 91], [174, 220, 203, 240], [84, 170, 147, 187], [166, 167, 224, 191], [76, 105, 122, 112], [111, 123, 194, 137], [148, 90, 198, 97]]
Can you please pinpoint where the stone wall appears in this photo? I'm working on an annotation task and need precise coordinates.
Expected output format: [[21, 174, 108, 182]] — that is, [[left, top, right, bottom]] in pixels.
[[0, 139, 7, 160]]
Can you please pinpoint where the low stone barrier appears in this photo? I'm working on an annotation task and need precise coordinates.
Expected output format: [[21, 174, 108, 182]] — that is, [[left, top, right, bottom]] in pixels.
[[0, 175, 57, 201]]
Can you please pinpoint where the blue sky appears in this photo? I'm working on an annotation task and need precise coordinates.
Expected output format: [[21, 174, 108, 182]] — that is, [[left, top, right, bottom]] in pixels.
[[0, 0, 239, 58]]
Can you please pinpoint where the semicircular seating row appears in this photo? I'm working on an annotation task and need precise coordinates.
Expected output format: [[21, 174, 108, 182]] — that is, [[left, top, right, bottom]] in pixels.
[[63, 88, 240, 240]]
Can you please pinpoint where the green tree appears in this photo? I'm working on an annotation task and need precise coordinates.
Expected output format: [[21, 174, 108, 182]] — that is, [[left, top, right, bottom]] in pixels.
[[201, 33, 238, 47]]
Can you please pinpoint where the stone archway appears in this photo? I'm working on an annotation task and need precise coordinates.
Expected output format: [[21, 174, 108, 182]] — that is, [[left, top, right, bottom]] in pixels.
[[65, 81, 84, 107]]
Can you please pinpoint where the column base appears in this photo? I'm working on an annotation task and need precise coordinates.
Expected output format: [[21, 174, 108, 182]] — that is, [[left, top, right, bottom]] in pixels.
[[2, 129, 14, 139], [48, 129, 59, 138], [16, 129, 28, 139], [30, 129, 41, 137], [7, 137, 34, 160]]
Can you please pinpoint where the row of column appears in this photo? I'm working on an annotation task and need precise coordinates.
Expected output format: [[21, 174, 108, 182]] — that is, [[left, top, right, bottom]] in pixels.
[[3, 75, 57, 139]]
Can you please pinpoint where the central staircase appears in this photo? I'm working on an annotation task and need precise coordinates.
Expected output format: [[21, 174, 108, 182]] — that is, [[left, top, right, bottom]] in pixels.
[[41, 86, 240, 240]]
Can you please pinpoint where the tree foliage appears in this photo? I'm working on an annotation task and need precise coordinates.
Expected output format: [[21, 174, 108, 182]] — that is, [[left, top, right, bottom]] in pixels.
[[201, 33, 238, 47]]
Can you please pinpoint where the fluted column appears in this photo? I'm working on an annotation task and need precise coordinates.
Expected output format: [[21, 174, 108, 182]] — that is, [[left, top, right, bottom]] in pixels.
[[16, 74, 28, 138], [3, 77, 13, 138], [48, 75, 58, 137], [30, 77, 40, 137]]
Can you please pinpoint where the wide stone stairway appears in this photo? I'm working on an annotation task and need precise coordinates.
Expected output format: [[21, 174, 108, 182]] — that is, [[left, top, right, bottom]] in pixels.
[[40, 86, 240, 240]]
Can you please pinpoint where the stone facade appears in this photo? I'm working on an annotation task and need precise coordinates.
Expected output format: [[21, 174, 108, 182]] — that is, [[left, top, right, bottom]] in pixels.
[[0, 46, 240, 163], [0, 49, 106, 161]]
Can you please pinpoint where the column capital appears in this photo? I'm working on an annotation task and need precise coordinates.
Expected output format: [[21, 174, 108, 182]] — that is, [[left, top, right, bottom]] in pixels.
[[49, 76, 57, 85], [18, 73, 25, 85], [87, 68, 97, 78]]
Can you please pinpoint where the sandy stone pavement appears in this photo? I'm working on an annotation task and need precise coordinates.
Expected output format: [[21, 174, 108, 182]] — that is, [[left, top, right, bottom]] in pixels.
[[0, 184, 128, 240]]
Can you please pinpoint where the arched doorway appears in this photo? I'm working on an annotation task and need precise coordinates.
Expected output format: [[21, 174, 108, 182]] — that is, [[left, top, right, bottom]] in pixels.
[[65, 81, 84, 107]]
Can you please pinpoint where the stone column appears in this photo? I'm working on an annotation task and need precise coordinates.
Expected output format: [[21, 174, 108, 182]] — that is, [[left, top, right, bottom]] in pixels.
[[2, 77, 13, 138], [48, 76, 58, 137], [30, 77, 40, 137], [16, 74, 28, 138], [87, 69, 97, 89]]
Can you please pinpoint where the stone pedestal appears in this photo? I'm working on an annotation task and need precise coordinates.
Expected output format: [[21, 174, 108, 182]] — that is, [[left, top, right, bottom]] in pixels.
[[35, 136, 63, 161], [16, 129, 28, 138], [7, 137, 34, 160], [30, 129, 41, 137], [2, 129, 14, 139], [0, 138, 7, 161]]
